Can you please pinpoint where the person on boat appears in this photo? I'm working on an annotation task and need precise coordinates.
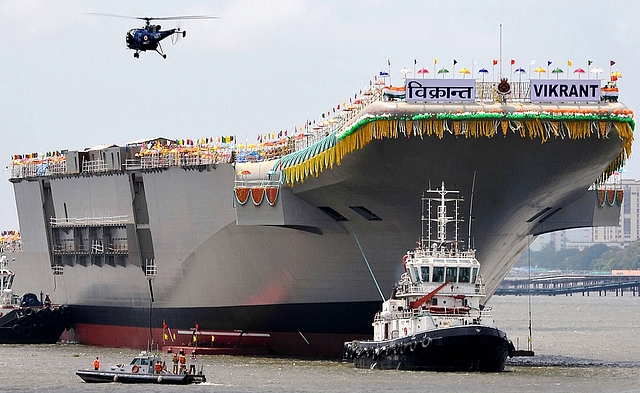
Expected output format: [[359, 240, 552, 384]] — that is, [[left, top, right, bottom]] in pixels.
[[171, 351, 179, 374], [188, 351, 197, 374], [154, 361, 163, 374], [93, 357, 100, 370], [44, 293, 51, 307], [179, 350, 187, 374]]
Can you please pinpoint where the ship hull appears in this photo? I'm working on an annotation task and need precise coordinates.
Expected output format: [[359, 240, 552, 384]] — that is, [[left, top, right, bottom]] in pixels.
[[0, 306, 72, 344], [346, 326, 514, 372], [70, 302, 379, 357], [10, 100, 630, 357]]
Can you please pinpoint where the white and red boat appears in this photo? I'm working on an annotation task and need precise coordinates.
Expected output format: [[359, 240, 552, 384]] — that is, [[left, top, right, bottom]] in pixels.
[[344, 183, 515, 371]]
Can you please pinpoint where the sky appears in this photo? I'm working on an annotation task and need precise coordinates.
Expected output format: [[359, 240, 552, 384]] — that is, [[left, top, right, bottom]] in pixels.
[[1, 0, 639, 229]]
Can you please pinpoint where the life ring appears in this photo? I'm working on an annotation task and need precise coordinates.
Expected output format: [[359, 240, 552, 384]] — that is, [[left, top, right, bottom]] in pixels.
[[403, 327, 408, 335], [132, 365, 140, 373]]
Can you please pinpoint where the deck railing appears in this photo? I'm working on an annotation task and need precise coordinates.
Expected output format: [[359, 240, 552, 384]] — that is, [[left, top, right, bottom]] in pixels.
[[7, 79, 608, 179]]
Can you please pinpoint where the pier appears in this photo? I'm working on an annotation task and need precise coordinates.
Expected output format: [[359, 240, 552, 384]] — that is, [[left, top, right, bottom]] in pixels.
[[496, 274, 640, 296]]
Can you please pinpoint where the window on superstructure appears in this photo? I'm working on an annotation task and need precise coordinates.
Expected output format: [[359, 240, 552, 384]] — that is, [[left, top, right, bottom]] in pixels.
[[471, 267, 478, 284], [432, 267, 444, 283], [459, 267, 470, 283], [446, 267, 458, 283], [410, 266, 419, 283], [420, 266, 430, 282]]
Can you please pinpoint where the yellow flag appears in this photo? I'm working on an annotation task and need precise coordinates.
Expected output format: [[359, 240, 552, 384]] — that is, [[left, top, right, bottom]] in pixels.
[[192, 335, 197, 343], [567, 60, 573, 66], [434, 58, 438, 65], [211, 335, 215, 342], [164, 333, 168, 340], [172, 333, 176, 340]]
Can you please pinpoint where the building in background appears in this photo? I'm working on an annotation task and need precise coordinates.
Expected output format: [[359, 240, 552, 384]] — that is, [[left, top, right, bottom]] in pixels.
[[538, 177, 640, 251]]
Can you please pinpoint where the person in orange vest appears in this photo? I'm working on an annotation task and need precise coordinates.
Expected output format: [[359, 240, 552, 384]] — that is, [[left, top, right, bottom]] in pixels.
[[154, 361, 163, 374], [179, 350, 187, 374], [93, 357, 100, 370], [171, 350, 179, 374]]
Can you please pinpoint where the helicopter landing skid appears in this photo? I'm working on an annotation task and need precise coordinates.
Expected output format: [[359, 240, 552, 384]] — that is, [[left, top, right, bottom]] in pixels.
[[154, 42, 167, 59]]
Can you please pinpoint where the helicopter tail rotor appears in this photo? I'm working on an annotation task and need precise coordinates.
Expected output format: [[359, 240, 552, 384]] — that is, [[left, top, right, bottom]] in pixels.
[[171, 22, 186, 45]]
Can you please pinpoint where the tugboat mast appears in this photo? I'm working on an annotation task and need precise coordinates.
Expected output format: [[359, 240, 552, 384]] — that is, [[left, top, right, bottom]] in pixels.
[[421, 181, 464, 252]]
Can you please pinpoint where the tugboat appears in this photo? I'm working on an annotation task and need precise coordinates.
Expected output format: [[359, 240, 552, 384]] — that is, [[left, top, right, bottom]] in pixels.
[[343, 182, 515, 371], [0, 254, 72, 344], [76, 351, 207, 384]]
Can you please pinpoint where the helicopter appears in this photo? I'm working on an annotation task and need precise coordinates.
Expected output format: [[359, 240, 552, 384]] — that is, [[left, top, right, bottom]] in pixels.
[[88, 13, 218, 58]]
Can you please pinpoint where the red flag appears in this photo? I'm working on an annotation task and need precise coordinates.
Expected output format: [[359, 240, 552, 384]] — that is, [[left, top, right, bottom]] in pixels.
[[492, 59, 498, 65], [195, 323, 199, 331], [510, 59, 515, 65], [162, 320, 167, 329], [610, 60, 616, 66]]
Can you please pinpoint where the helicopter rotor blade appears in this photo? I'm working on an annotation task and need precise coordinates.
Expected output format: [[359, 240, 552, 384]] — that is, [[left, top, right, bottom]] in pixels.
[[84, 13, 218, 22], [83, 12, 150, 22], [147, 15, 219, 21]]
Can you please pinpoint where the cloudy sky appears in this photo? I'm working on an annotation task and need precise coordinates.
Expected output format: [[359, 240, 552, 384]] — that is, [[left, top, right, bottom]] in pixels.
[[1, 0, 639, 229]]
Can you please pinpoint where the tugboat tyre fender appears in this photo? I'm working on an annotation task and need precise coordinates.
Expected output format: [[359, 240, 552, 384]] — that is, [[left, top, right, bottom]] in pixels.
[[12, 324, 21, 334], [24, 307, 33, 316], [17, 315, 26, 325], [132, 365, 140, 374], [410, 342, 417, 352], [421, 337, 431, 348], [113, 375, 118, 382], [36, 309, 43, 319], [22, 326, 31, 338], [400, 343, 406, 354], [157, 376, 163, 383]]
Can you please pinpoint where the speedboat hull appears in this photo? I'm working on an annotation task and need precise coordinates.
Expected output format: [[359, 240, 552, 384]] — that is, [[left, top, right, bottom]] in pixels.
[[75, 369, 206, 384]]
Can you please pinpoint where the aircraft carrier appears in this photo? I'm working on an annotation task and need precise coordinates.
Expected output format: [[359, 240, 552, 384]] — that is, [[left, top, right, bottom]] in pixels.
[[8, 76, 633, 357]]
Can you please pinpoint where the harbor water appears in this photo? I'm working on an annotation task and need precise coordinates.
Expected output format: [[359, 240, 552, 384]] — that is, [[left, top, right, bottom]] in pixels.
[[1, 295, 638, 392]]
